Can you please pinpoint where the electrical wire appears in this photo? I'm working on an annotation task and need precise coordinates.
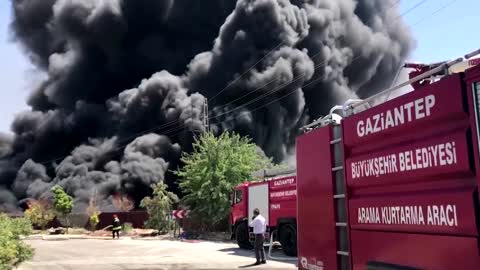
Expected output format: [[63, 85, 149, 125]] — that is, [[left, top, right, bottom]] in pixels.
[[207, 41, 286, 103], [32, 0, 438, 166], [411, 0, 458, 27]]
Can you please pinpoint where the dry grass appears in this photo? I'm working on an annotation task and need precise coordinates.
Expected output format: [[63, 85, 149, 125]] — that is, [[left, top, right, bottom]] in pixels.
[[68, 227, 89, 234], [32, 227, 89, 235]]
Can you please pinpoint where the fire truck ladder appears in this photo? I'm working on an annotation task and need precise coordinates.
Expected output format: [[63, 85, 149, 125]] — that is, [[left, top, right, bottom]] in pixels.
[[331, 123, 350, 270], [303, 108, 350, 269]]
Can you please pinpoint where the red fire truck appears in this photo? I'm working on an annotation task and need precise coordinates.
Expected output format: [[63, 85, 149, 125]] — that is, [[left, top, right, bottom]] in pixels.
[[230, 168, 298, 256], [296, 49, 480, 269]]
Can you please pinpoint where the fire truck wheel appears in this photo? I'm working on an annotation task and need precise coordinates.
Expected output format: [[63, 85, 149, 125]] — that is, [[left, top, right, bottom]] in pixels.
[[235, 222, 252, 249], [279, 223, 297, 256]]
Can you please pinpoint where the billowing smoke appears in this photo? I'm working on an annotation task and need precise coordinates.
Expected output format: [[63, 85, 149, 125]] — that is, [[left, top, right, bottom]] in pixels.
[[1, 0, 414, 212]]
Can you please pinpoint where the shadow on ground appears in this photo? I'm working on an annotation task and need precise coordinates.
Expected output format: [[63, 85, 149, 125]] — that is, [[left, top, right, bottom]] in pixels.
[[219, 247, 298, 268]]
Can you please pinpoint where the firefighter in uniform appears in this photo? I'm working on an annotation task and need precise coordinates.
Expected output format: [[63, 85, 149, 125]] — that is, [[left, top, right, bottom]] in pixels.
[[112, 214, 122, 239], [249, 208, 266, 265]]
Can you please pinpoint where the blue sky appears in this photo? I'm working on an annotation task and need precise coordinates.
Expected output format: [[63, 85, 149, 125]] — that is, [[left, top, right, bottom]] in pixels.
[[0, 0, 479, 134]]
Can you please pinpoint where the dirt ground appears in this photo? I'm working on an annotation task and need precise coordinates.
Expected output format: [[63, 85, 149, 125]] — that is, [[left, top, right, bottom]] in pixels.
[[19, 238, 298, 270]]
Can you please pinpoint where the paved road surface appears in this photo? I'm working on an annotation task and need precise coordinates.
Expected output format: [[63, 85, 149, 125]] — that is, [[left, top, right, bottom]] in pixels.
[[19, 238, 297, 270]]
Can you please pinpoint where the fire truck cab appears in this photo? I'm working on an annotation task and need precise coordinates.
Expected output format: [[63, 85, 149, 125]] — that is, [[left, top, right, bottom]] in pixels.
[[296, 49, 480, 269]]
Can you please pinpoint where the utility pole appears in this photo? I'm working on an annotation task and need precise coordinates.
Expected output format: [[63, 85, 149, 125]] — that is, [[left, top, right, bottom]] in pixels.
[[190, 97, 209, 138], [203, 98, 209, 133]]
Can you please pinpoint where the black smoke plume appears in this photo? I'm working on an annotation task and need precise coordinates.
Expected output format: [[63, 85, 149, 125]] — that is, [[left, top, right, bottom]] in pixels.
[[1, 0, 414, 212]]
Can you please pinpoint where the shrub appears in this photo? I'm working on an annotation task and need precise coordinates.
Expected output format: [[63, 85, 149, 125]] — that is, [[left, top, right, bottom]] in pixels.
[[112, 194, 134, 212], [24, 200, 55, 230], [86, 192, 101, 231], [89, 214, 100, 231], [122, 222, 133, 233], [140, 182, 178, 233], [51, 185, 74, 232], [0, 214, 34, 269]]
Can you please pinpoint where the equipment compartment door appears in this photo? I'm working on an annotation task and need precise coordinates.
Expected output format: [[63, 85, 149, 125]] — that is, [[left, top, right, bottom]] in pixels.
[[248, 184, 269, 225]]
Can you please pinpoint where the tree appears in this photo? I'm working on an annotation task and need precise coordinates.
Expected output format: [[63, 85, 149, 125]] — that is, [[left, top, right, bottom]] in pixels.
[[176, 131, 272, 230], [112, 194, 134, 212], [51, 185, 74, 233], [140, 182, 179, 233], [86, 191, 101, 231], [0, 214, 34, 269], [24, 200, 55, 230]]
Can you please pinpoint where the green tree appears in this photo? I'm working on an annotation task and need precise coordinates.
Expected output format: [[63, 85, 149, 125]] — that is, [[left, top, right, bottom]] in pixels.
[[24, 200, 55, 230], [51, 185, 74, 233], [176, 131, 272, 230], [140, 182, 179, 233], [0, 214, 34, 269]]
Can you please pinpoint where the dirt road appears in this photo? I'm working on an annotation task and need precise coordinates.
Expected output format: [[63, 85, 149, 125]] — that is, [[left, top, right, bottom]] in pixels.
[[19, 238, 297, 270]]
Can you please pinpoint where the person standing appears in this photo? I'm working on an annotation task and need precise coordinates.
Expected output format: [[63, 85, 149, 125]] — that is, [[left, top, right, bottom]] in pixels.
[[112, 214, 122, 239], [249, 208, 266, 265]]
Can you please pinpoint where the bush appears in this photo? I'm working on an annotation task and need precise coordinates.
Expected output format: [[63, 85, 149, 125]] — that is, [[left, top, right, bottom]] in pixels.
[[51, 185, 74, 232], [0, 214, 34, 269], [122, 223, 133, 233], [24, 200, 55, 230], [89, 214, 100, 231], [86, 191, 101, 231], [140, 182, 178, 234], [112, 194, 134, 212]]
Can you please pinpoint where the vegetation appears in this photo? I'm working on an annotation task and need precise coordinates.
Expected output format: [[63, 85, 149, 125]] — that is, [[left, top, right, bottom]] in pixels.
[[140, 182, 179, 233], [67, 227, 89, 235], [24, 200, 55, 230], [176, 131, 272, 230], [0, 214, 34, 269], [112, 194, 135, 212], [122, 223, 133, 233], [51, 185, 74, 233], [86, 192, 101, 231], [89, 214, 100, 231]]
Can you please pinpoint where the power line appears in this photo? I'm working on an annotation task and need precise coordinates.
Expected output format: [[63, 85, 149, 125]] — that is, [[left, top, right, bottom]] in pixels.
[[104, 0, 410, 144], [206, 0, 404, 107], [397, 0, 428, 19], [32, 0, 432, 166], [207, 0, 407, 119], [207, 41, 286, 102], [411, 0, 458, 27], [211, 0, 466, 124]]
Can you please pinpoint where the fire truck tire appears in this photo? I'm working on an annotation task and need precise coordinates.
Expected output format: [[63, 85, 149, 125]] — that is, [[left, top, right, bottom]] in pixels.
[[235, 222, 252, 249], [279, 223, 297, 256]]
